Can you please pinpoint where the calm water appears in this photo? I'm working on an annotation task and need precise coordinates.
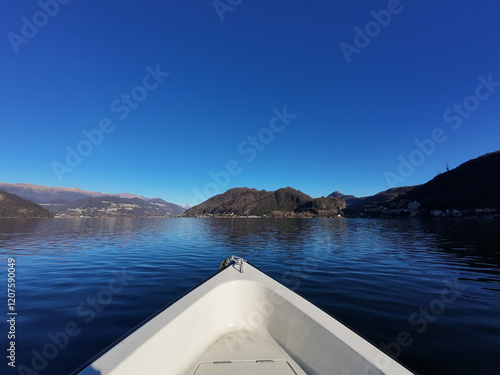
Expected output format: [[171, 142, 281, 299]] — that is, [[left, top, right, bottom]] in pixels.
[[0, 218, 499, 375]]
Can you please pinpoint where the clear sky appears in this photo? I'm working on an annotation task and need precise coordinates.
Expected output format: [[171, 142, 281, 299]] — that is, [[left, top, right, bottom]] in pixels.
[[1, 1, 499, 206]]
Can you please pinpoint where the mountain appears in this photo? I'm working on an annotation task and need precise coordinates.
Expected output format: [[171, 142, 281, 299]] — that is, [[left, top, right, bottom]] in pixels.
[[0, 183, 184, 217], [51, 196, 185, 217], [0, 189, 52, 218], [402, 151, 500, 210], [0, 183, 150, 204], [330, 150, 500, 214], [328, 191, 358, 206], [184, 187, 345, 217], [330, 186, 418, 213]]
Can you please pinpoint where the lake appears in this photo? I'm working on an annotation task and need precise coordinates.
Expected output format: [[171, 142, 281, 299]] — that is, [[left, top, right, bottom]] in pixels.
[[1, 217, 499, 375]]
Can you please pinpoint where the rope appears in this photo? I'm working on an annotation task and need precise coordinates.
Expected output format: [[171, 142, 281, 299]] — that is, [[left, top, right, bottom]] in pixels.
[[218, 255, 246, 273], [218, 257, 232, 270]]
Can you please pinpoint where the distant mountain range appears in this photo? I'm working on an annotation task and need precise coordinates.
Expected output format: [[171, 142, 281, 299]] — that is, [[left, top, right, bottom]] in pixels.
[[184, 187, 345, 217], [1, 151, 498, 218], [0, 183, 185, 217], [0, 189, 52, 218], [0, 183, 151, 204], [48, 196, 185, 217], [185, 151, 499, 217]]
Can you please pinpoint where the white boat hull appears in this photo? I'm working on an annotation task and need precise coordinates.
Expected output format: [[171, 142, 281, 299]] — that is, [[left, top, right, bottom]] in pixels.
[[76, 259, 414, 375]]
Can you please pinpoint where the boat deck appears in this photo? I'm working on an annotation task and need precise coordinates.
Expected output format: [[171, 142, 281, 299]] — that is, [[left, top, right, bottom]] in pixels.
[[77, 259, 414, 375], [188, 330, 307, 375]]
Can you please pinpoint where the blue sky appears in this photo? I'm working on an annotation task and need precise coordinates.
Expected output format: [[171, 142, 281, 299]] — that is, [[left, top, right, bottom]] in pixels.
[[1, 1, 499, 206]]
